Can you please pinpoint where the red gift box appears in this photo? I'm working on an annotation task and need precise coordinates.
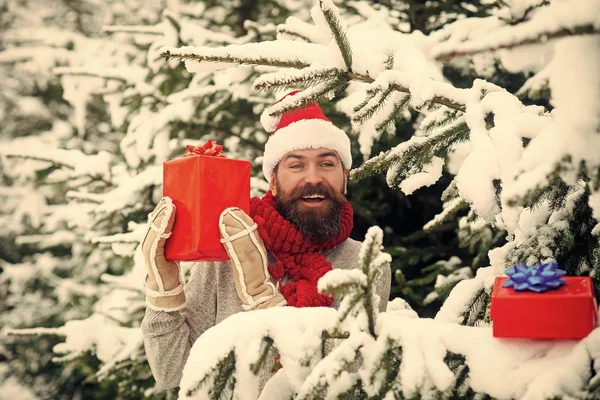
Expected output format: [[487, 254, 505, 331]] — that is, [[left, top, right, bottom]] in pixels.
[[491, 276, 598, 339], [163, 142, 250, 261]]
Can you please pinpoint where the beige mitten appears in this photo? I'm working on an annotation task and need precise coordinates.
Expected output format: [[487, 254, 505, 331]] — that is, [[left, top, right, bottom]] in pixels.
[[141, 197, 186, 312], [219, 207, 286, 310]]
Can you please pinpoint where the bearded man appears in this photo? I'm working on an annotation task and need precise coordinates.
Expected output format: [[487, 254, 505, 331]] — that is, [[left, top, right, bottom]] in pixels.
[[140, 91, 391, 390]]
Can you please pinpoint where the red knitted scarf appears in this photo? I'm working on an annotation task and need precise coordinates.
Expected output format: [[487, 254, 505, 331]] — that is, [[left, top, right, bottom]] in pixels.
[[250, 191, 353, 307]]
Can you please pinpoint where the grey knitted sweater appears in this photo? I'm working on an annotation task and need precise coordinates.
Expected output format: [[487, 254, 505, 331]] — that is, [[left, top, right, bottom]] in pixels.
[[141, 238, 391, 390]]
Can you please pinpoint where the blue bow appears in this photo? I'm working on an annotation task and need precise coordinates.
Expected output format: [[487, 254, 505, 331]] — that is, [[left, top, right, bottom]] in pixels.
[[503, 261, 566, 292]]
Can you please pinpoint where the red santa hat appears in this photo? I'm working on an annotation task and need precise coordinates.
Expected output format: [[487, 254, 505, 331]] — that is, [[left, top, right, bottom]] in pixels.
[[261, 90, 352, 182]]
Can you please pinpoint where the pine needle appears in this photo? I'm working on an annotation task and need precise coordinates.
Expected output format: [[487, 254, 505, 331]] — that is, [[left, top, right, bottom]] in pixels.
[[351, 119, 469, 184], [162, 49, 310, 69], [374, 94, 411, 132], [319, 0, 353, 70], [264, 80, 344, 118], [186, 350, 236, 398], [352, 86, 395, 123], [253, 67, 344, 92], [250, 337, 275, 375], [420, 108, 461, 134]]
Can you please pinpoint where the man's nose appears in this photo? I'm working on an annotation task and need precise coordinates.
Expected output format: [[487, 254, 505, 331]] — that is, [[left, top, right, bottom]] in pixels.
[[303, 165, 323, 185]]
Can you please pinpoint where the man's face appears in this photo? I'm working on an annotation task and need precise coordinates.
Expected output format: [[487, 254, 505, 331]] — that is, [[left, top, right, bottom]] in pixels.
[[270, 148, 349, 243]]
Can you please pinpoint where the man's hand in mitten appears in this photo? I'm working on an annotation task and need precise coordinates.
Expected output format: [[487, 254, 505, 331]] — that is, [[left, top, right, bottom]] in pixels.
[[219, 207, 286, 310], [141, 197, 186, 312]]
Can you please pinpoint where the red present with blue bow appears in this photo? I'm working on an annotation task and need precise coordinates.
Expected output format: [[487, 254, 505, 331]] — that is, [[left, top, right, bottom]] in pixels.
[[163, 140, 251, 261], [490, 261, 598, 339]]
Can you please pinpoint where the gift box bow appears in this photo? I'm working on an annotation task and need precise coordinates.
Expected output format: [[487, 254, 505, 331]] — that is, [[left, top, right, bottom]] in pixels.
[[183, 140, 225, 158], [502, 260, 566, 293]]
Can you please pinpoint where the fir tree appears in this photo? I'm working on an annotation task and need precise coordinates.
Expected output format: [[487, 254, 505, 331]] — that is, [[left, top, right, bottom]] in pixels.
[[2, 0, 600, 398], [0, 0, 292, 397], [162, 0, 600, 398]]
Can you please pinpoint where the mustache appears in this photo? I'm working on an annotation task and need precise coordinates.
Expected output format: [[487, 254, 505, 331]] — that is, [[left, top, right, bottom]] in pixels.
[[289, 182, 338, 201]]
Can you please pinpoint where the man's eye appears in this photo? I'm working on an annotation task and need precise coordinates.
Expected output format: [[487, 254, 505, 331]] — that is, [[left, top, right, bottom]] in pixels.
[[321, 162, 334, 167], [290, 164, 303, 169]]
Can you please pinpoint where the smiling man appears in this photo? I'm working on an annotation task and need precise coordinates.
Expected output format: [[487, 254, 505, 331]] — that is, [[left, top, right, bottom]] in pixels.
[[273, 149, 348, 243], [140, 91, 391, 391]]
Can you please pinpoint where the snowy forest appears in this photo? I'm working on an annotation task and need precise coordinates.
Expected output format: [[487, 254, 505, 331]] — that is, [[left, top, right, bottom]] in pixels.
[[1, 0, 600, 399]]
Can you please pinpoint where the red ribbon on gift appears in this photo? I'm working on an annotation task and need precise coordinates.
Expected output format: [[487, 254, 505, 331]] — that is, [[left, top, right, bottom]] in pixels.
[[183, 140, 225, 157]]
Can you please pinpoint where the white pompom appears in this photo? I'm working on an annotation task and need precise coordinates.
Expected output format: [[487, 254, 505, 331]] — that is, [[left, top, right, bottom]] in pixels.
[[260, 107, 281, 133]]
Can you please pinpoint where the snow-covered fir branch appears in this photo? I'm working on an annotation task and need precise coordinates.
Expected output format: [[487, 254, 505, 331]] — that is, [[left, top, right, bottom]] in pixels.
[[162, 43, 321, 69], [253, 67, 346, 92], [54, 67, 133, 83], [318, 0, 353, 70], [178, 227, 391, 399], [424, 197, 469, 232], [276, 17, 324, 43], [0, 141, 112, 182], [66, 190, 103, 204], [6, 314, 144, 372], [262, 81, 344, 120], [351, 116, 468, 183], [178, 262, 600, 399], [516, 61, 552, 99], [356, 70, 469, 112], [351, 85, 396, 124], [431, 1, 600, 61], [102, 25, 163, 35]]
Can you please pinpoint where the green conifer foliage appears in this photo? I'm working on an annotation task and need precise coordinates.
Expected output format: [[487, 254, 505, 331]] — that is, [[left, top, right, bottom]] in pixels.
[[3, 0, 600, 398]]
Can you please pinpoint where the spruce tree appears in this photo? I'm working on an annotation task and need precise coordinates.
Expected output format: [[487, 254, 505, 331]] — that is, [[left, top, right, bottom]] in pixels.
[[0, 0, 290, 397], [2, 0, 600, 398]]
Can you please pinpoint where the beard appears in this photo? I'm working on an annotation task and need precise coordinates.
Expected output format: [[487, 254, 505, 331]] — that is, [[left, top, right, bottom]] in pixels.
[[275, 181, 347, 244]]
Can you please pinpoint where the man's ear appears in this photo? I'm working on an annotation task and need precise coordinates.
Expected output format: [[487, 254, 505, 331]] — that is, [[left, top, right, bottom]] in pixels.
[[269, 175, 277, 196], [343, 168, 349, 195]]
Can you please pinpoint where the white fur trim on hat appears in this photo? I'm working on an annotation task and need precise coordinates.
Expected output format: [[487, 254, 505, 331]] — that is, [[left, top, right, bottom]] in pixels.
[[262, 119, 352, 182], [260, 108, 281, 133]]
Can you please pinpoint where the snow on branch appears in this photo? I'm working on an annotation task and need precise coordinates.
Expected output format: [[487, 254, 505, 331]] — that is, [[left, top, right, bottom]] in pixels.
[[90, 231, 141, 245], [92, 166, 161, 216], [318, 269, 367, 295], [504, 184, 588, 270], [89, 220, 147, 252], [178, 263, 600, 400], [431, 1, 600, 61], [296, 332, 370, 399], [318, 226, 390, 338], [66, 190, 103, 204], [253, 67, 346, 92], [276, 16, 325, 44], [516, 61, 552, 99], [5, 314, 143, 377], [161, 42, 327, 69], [0, 46, 72, 64], [162, 8, 473, 119], [377, 312, 599, 399], [424, 197, 469, 231], [4, 326, 67, 337], [178, 228, 390, 399], [262, 81, 344, 119], [0, 141, 112, 181], [179, 307, 338, 400], [351, 85, 397, 124], [351, 116, 469, 183], [102, 25, 163, 35], [153, 0, 598, 279], [15, 231, 77, 248], [318, 0, 353, 70], [54, 66, 147, 84], [366, 70, 469, 112]]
